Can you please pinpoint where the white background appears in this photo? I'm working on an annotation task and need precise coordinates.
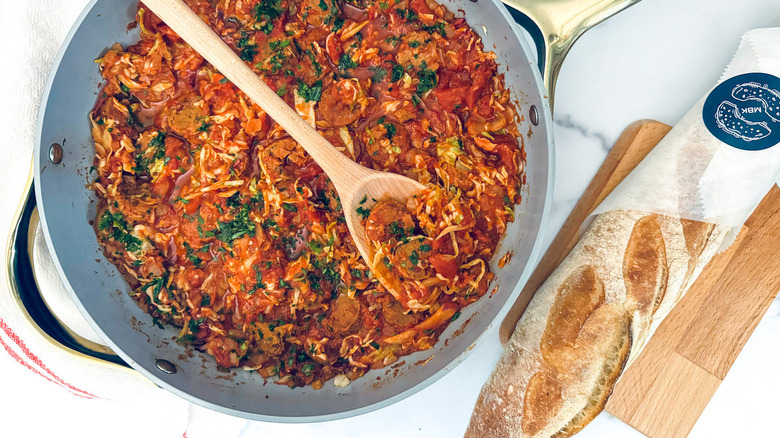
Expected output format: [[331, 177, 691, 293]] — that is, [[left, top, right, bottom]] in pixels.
[[1, 0, 780, 436]]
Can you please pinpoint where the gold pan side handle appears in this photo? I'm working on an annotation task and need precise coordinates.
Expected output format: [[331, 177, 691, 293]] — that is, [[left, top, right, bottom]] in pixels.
[[502, 0, 642, 110]]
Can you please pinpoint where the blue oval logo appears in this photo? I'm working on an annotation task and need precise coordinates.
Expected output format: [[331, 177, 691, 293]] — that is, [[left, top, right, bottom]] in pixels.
[[702, 72, 780, 151]]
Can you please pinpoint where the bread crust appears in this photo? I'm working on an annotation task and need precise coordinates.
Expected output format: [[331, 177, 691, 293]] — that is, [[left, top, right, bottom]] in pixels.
[[465, 210, 728, 438]]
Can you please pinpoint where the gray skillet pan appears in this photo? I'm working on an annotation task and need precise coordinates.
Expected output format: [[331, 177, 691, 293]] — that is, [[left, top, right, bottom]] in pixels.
[[34, 0, 638, 422]]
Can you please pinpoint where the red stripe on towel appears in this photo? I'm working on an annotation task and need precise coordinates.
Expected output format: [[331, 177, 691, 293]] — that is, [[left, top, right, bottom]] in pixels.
[[0, 330, 91, 399], [0, 318, 97, 399]]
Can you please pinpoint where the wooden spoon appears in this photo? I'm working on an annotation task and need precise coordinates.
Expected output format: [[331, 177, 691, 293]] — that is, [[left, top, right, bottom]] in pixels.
[[142, 0, 426, 287]]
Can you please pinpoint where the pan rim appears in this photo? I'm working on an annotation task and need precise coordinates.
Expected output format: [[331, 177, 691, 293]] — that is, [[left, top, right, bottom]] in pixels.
[[32, 0, 555, 422]]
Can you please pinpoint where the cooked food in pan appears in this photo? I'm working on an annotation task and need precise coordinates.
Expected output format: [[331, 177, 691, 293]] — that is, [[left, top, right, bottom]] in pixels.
[[89, 0, 524, 388]]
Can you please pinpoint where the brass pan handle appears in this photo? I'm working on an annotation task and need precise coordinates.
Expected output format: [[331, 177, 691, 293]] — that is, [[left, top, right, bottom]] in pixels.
[[502, 0, 641, 110]]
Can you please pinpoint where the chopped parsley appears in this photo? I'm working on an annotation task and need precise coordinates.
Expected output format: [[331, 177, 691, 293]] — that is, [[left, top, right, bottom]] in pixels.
[[236, 35, 258, 62], [338, 53, 358, 71], [226, 191, 242, 208], [216, 204, 256, 245], [307, 270, 323, 292], [370, 66, 387, 82], [252, 0, 284, 22], [148, 132, 165, 147], [416, 66, 437, 94], [282, 203, 298, 212], [248, 264, 265, 295], [269, 39, 291, 51], [390, 63, 404, 82], [144, 274, 168, 304], [409, 40, 421, 48], [134, 132, 166, 173], [356, 206, 370, 219], [276, 84, 287, 97], [422, 22, 446, 37], [98, 211, 142, 253], [251, 191, 265, 209], [308, 240, 323, 255], [188, 317, 205, 334], [318, 261, 340, 286], [383, 123, 397, 139], [127, 106, 141, 127], [183, 242, 203, 267], [197, 120, 211, 132], [258, 39, 291, 74], [297, 79, 323, 102], [258, 21, 274, 35], [385, 35, 401, 46], [262, 218, 280, 231], [333, 17, 344, 32], [306, 46, 323, 76], [388, 220, 409, 237]]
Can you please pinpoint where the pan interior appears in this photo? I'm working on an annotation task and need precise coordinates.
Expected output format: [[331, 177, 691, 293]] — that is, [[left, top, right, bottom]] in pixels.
[[34, 0, 552, 421]]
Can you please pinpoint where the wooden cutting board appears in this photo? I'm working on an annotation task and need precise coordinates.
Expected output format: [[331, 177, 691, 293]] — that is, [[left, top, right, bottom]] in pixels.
[[498, 120, 780, 437]]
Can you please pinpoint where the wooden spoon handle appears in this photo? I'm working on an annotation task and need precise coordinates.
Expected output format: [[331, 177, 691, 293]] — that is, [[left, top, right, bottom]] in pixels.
[[141, 0, 367, 188]]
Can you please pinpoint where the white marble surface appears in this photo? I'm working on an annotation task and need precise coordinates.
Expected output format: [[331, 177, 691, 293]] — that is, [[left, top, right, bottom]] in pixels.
[[2, 0, 780, 436]]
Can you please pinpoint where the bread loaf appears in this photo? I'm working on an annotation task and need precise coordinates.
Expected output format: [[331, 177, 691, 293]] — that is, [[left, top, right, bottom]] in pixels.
[[465, 210, 729, 438]]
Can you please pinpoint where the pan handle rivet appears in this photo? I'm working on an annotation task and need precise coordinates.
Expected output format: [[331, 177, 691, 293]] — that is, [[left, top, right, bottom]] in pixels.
[[155, 359, 177, 374], [49, 143, 63, 164], [529, 105, 539, 126]]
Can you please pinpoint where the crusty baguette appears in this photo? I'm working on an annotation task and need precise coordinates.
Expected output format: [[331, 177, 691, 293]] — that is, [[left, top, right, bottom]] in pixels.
[[465, 210, 729, 438]]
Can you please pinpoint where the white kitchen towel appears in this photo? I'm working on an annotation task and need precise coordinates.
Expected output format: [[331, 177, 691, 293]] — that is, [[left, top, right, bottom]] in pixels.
[[0, 1, 245, 436]]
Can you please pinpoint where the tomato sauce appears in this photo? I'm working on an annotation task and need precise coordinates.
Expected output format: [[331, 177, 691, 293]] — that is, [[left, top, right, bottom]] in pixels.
[[89, 0, 524, 389]]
